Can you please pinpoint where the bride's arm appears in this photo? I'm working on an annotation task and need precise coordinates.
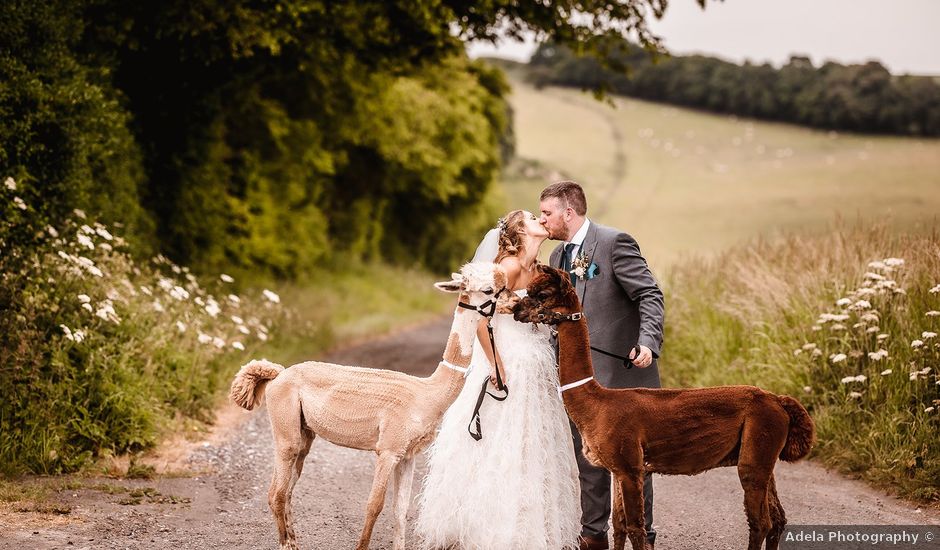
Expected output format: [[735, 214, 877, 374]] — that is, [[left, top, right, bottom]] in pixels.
[[477, 257, 521, 387]]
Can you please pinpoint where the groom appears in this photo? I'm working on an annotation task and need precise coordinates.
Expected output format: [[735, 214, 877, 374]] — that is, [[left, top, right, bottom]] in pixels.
[[539, 181, 665, 550]]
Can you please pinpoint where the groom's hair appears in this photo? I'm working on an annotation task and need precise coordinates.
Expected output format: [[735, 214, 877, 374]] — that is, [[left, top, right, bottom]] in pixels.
[[540, 181, 587, 216]]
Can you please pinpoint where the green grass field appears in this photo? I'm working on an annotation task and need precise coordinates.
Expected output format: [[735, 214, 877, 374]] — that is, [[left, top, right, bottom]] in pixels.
[[502, 82, 940, 271]]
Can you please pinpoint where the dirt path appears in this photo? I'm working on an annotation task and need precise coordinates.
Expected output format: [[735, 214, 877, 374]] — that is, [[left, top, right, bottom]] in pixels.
[[4, 316, 938, 550]]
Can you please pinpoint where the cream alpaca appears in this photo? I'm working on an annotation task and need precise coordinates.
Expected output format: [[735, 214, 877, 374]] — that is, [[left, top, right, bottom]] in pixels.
[[229, 262, 516, 550]]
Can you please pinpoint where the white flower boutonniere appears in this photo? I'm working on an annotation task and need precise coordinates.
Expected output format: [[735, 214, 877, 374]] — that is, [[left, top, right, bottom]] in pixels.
[[570, 251, 599, 281]]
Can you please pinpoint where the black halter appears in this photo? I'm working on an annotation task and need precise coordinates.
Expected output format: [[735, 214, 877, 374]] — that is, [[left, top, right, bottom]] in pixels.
[[457, 286, 511, 441], [532, 306, 642, 369], [457, 286, 507, 318]]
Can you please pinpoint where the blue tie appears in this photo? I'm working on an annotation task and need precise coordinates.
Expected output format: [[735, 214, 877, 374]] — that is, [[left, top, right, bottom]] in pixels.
[[562, 242, 577, 284]]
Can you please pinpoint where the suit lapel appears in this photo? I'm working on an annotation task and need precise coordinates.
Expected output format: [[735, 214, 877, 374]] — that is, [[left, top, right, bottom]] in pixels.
[[549, 243, 563, 269], [576, 223, 599, 305]]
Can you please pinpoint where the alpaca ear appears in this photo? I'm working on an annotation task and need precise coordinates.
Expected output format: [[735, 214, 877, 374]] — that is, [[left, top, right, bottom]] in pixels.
[[434, 278, 464, 293]]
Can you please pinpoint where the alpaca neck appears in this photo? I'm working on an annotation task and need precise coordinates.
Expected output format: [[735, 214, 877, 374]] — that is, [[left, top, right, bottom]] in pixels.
[[427, 307, 477, 400], [556, 317, 596, 386]]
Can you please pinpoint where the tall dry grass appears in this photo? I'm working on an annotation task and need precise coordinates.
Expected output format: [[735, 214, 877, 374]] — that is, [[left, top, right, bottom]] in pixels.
[[663, 222, 940, 501]]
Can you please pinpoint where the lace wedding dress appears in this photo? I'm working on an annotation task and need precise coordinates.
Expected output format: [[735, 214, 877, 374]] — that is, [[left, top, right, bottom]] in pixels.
[[416, 290, 581, 549]]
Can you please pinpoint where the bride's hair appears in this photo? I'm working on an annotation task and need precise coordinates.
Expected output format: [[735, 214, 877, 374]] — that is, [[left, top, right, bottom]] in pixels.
[[495, 210, 527, 264]]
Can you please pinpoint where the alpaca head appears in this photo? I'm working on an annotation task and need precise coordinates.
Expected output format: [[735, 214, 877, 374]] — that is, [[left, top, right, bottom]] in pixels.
[[434, 262, 519, 314], [512, 264, 579, 325]]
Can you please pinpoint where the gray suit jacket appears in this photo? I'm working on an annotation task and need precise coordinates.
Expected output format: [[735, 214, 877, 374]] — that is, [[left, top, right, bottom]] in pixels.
[[550, 222, 665, 389]]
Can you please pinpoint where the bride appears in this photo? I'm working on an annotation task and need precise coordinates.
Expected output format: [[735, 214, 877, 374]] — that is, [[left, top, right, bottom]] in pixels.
[[416, 210, 581, 549]]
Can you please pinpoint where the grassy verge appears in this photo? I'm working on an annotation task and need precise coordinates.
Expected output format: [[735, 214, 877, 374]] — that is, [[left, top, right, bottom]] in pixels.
[[1, 180, 452, 477], [661, 223, 940, 502]]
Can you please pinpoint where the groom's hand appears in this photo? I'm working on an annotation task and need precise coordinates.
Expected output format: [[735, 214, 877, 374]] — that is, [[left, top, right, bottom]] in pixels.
[[629, 345, 653, 368]]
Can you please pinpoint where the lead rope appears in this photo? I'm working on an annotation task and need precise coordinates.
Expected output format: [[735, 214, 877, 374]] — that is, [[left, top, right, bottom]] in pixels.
[[468, 318, 508, 441]]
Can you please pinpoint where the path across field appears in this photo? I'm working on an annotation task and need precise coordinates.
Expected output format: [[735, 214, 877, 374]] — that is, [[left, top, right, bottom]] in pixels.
[[4, 316, 937, 550]]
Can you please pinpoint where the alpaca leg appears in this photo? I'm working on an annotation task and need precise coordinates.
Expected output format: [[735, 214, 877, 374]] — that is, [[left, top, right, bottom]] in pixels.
[[281, 429, 315, 546], [390, 456, 416, 550], [612, 478, 628, 550], [269, 437, 304, 549], [765, 474, 787, 550], [267, 390, 305, 549], [615, 475, 648, 550], [738, 462, 772, 550], [356, 452, 399, 550]]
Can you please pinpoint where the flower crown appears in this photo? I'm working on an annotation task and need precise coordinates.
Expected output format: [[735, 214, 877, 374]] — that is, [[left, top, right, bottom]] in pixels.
[[495, 217, 508, 235]]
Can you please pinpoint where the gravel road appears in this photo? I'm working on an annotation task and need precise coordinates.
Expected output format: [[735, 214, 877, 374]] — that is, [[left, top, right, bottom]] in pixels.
[[4, 316, 938, 550]]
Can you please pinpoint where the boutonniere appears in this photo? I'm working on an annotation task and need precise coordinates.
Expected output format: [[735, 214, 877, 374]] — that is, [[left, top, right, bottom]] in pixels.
[[570, 251, 599, 281]]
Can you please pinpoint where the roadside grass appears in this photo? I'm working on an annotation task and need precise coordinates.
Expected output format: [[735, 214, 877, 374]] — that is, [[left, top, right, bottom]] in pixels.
[[662, 223, 940, 502]]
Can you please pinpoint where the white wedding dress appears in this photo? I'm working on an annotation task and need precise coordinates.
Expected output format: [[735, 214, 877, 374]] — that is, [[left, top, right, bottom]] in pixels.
[[416, 290, 581, 550]]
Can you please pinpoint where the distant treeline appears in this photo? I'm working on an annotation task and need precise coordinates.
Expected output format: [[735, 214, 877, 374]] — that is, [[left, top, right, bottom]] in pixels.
[[1, 1, 514, 276], [528, 42, 940, 136]]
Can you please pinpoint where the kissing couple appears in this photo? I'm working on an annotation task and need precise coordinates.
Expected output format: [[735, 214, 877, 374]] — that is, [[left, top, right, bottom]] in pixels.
[[416, 180, 666, 550]]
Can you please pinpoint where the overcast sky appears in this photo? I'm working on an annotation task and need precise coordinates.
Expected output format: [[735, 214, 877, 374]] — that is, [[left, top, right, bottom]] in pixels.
[[466, 0, 940, 75]]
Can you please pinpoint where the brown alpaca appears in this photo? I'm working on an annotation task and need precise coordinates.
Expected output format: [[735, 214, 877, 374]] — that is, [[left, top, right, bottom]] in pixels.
[[513, 265, 815, 550], [229, 263, 518, 550]]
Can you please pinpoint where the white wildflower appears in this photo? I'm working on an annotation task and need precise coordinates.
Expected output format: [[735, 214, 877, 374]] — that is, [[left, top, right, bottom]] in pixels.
[[836, 298, 852, 307], [262, 289, 280, 304], [176, 321, 187, 333], [812, 349, 823, 357], [868, 349, 888, 361], [171, 264, 181, 274], [220, 274, 235, 283], [819, 313, 851, 323], [811, 325, 822, 331], [46, 225, 59, 238], [169, 286, 190, 301], [830, 353, 847, 364], [794, 349, 803, 356], [866, 326, 880, 334], [883, 258, 904, 267], [803, 386, 812, 393], [855, 287, 877, 297], [77, 294, 91, 304], [204, 299, 221, 318], [157, 278, 174, 291], [911, 340, 924, 349], [848, 391, 863, 399], [76, 234, 94, 250], [830, 323, 847, 331], [231, 315, 244, 325], [94, 227, 113, 241], [877, 333, 889, 341], [140, 286, 153, 296], [73, 208, 86, 219], [841, 374, 867, 384], [893, 288, 906, 295], [864, 272, 885, 281], [256, 331, 268, 342], [228, 294, 241, 305], [231, 341, 245, 351], [72, 330, 85, 343], [95, 300, 120, 323], [4, 177, 15, 190], [880, 369, 892, 376], [926, 407, 936, 413], [850, 300, 871, 310], [194, 297, 205, 306], [860, 312, 879, 323], [867, 261, 886, 270], [929, 284, 940, 294], [802, 343, 817, 350], [152, 300, 164, 312], [81, 303, 93, 313], [197, 333, 212, 344], [237, 325, 250, 335], [212, 337, 226, 349], [926, 311, 940, 317], [99, 243, 112, 252], [922, 331, 937, 340], [60, 325, 74, 340], [12, 197, 27, 210]]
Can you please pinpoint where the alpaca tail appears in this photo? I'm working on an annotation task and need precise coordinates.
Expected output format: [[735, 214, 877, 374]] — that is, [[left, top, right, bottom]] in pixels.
[[777, 395, 816, 462], [230, 359, 285, 410]]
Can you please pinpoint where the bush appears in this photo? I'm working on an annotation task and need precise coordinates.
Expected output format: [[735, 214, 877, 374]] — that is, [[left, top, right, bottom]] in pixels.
[[663, 224, 940, 501], [0, 177, 282, 474]]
